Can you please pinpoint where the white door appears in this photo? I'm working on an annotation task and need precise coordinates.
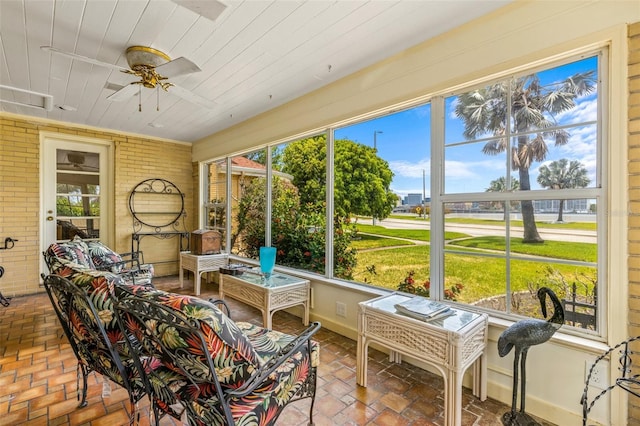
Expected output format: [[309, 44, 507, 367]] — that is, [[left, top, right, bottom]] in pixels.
[[40, 133, 113, 275]]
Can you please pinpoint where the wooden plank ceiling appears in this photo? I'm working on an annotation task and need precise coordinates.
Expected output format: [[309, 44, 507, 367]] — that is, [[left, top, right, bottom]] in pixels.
[[0, 0, 510, 142]]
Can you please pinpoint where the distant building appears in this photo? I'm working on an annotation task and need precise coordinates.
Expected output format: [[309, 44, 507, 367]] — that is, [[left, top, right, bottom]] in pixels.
[[403, 193, 422, 206], [533, 199, 590, 213]]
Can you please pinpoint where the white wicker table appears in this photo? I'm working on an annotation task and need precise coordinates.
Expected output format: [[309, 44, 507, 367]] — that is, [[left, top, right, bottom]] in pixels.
[[357, 293, 488, 426], [179, 252, 228, 296], [219, 270, 309, 329]]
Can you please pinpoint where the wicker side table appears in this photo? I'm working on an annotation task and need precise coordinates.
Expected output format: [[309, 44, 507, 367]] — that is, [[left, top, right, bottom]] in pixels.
[[179, 252, 228, 295], [357, 293, 488, 426]]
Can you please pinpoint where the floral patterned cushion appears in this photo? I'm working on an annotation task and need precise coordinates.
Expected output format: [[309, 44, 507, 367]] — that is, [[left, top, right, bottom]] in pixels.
[[45, 238, 155, 286], [87, 241, 125, 272], [45, 236, 95, 269], [86, 240, 155, 286]]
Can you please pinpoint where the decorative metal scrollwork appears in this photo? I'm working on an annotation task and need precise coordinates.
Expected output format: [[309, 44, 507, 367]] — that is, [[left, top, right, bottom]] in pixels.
[[129, 178, 185, 230], [129, 178, 189, 255], [582, 335, 640, 425]]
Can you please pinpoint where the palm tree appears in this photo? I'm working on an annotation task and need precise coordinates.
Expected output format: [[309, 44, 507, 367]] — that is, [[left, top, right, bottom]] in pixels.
[[454, 70, 596, 243], [486, 176, 520, 220], [537, 159, 590, 222]]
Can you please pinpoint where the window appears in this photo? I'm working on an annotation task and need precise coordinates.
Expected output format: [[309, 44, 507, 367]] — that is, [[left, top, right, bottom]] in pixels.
[[274, 135, 327, 274], [202, 49, 606, 335], [228, 150, 268, 259], [334, 106, 431, 287], [203, 159, 227, 252], [439, 53, 602, 331]]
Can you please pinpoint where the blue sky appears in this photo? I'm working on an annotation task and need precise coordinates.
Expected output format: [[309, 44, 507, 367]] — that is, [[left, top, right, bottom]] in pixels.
[[334, 56, 598, 198]]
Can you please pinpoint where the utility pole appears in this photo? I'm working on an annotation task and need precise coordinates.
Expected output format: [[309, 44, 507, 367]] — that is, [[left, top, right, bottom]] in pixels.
[[373, 130, 383, 151]]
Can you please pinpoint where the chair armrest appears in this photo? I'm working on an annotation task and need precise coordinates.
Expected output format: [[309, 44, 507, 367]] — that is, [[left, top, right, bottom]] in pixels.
[[226, 321, 321, 399], [208, 298, 231, 318], [94, 251, 146, 273]]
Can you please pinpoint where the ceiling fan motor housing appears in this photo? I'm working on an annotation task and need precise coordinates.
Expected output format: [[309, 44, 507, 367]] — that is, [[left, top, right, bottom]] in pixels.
[[125, 46, 171, 69], [125, 46, 173, 88]]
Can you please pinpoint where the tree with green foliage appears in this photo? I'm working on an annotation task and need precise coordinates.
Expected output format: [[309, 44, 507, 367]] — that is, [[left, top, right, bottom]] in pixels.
[[537, 159, 590, 222], [244, 147, 284, 171], [233, 176, 357, 278], [281, 135, 397, 220], [486, 176, 520, 220], [455, 70, 596, 243]]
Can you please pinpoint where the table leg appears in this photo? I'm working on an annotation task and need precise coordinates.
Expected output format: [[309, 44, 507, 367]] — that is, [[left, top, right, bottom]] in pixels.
[[356, 336, 368, 387], [195, 272, 201, 296], [303, 301, 309, 326], [179, 265, 184, 289], [264, 310, 272, 329], [480, 352, 487, 400], [446, 369, 463, 426]]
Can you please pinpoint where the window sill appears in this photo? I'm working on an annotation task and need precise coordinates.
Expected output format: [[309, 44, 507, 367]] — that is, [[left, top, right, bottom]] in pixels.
[[227, 255, 609, 354]]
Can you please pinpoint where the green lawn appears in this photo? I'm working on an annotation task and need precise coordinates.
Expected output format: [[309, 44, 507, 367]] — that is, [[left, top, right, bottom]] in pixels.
[[350, 234, 413, 250], [352, 245, 595, 304], [349, 228, 596, 305], [448, 236, 596, 262], [355, 223, 469, 241]]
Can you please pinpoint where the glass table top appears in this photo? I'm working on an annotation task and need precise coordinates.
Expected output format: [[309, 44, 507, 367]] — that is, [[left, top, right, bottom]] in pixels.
[[363, 293, 482, 332], [224, 267, 306, 288]]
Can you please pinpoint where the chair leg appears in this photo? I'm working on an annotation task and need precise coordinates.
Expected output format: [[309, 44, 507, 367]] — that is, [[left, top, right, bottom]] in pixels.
[[308, 395, 316, 426], [76, 364, 89, 408]]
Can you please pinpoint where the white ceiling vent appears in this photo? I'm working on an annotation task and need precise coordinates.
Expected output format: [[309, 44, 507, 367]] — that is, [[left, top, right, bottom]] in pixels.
[[0, 85, 53, 111], [172, 0, 226, 22]]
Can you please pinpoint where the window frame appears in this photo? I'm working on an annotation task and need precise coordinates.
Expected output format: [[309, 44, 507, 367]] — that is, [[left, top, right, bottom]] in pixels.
[[200, 45, 609, 340], [433, 48, 607, 338]]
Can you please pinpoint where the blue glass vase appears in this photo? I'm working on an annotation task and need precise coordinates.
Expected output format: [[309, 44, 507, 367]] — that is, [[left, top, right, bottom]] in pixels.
[[259, 246, 276, 278]]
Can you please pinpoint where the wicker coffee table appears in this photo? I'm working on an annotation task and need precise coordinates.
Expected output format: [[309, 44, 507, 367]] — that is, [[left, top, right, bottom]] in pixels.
[[357, 293, 488, 426], [219, 269, 310, 329]]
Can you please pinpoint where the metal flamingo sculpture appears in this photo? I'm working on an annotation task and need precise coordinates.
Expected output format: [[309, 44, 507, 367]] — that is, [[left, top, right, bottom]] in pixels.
[[498, 287, 564, 425]]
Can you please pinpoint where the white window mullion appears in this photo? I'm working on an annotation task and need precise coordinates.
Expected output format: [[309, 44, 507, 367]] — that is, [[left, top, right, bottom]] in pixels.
[[265, 146, 272, 247], [431, 96, 445, 301], [326, 129, 335, 278]]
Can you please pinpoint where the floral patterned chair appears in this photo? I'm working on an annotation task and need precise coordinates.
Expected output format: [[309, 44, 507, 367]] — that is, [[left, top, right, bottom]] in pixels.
[[42, 273, 153, 425], [44, 236, 154, 286], [114, 285, 321, 426]]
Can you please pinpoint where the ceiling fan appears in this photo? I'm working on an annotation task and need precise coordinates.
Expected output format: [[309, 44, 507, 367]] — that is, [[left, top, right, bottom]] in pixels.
[[41, 45, 215, 111], [58, 151, 100, 172]]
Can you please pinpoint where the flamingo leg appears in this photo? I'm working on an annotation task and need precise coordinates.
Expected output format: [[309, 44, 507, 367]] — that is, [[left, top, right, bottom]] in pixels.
[[520, 348, 529, 413], [511, 349, 520, 413]]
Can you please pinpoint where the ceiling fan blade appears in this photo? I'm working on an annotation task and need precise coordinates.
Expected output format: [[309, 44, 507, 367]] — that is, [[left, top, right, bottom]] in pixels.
[[106, 83, 139, 101], [168, 84, 216, 109], [155, 57, 201, 78], [41, 46, 128, 72]]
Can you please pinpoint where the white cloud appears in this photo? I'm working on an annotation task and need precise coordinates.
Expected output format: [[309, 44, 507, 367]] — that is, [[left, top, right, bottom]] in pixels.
[[389, 159, 431, 178]]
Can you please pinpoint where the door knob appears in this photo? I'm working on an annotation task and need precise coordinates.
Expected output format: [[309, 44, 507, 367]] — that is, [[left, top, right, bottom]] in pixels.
[[47, 216, 54, 221]]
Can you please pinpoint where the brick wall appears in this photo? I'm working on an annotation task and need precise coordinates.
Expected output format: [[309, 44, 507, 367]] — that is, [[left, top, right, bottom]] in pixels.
[[0, 114, 194, 296], [629, 21, 640, 425]]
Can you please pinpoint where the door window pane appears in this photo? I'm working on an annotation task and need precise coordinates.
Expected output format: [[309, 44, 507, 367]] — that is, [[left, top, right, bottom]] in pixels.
[[56, 149, 100, 240]]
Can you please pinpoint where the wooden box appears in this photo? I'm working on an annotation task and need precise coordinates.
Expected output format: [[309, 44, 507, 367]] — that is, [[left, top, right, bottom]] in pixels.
[[191, 230, 221, 255]]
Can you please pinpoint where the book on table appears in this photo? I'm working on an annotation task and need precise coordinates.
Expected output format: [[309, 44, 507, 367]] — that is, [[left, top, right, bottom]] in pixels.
[[394, 297, 452, 321]]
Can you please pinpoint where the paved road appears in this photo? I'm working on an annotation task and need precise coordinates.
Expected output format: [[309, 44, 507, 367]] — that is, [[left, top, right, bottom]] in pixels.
[[367, 217, 597, 244]]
